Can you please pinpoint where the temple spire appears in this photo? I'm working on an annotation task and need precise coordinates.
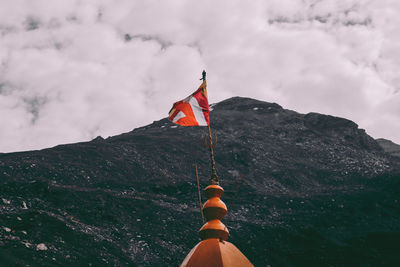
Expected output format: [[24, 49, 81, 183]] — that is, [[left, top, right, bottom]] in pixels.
[[181, 180, 253, 266], [180, 71, 253, 267], [198, 184, 228, 240]]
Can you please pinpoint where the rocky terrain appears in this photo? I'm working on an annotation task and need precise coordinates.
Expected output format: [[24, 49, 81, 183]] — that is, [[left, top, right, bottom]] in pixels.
[[377, 138, 400, 157], [1, 97, 400, 266]]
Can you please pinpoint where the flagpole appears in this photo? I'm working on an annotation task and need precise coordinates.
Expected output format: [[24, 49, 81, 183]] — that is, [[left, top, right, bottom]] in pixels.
[[201, 70, 219, 184], [207, 124, 219, 184]]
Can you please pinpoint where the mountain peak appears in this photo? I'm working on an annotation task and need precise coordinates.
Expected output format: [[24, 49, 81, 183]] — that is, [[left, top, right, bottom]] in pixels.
[[377, 138, 400, 157], [213, 96, 283, 112]]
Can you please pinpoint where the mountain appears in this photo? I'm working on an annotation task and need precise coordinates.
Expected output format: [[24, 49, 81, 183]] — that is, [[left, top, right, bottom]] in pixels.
[[377, 138, 400, 157], [1, 97, 400, 266]]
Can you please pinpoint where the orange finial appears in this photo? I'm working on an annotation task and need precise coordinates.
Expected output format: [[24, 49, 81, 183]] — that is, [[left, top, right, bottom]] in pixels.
[[181, 180, 254, 266], [198, 184, 229, 241]]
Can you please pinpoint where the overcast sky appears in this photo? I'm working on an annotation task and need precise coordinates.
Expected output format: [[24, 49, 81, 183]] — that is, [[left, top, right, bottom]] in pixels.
[[0, 0, 399, 152]]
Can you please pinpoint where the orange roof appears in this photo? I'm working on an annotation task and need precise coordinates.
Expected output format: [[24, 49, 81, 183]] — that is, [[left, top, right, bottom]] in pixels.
[[180, 238, 253, 267], [180, 183, 253, 266]]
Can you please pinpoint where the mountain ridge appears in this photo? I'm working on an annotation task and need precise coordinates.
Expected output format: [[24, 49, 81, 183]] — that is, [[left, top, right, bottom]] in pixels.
[[1, 96, 400, 266], [377, 138, 400, 157]]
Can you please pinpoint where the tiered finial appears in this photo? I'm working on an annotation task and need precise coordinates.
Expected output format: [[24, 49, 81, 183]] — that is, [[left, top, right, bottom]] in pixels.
[[201, 70, 206, 81], [181, 181, 254, 267], [198, 184, 229, 240]]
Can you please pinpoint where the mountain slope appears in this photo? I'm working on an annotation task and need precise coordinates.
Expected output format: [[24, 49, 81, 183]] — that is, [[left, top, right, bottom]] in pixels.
[[377, 138, 400, 157], [1, 97, 400, 266]]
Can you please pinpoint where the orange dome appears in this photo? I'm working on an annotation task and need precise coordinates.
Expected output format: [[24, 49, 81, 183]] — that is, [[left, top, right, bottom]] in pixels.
[[204, 184, 224, 199], [199, 219, 229, 241], [181, 180, 253, 266], [180, 238, 253, 267], [202, 197, 227, 220]]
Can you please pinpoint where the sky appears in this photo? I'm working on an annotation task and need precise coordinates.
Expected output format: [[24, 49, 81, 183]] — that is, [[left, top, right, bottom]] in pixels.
[[0, 0, 400, 152]]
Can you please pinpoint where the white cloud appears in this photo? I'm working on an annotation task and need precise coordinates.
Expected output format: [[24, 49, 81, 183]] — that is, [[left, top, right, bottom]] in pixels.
[[0, 0, 400, 152]]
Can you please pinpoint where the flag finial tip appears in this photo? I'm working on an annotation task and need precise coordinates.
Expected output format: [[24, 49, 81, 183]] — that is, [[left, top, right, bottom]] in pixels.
[[201, 70, 206, 81]]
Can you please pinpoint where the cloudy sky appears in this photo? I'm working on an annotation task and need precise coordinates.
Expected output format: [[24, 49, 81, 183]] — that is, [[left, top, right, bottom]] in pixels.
[[0, 0, 399, 152]]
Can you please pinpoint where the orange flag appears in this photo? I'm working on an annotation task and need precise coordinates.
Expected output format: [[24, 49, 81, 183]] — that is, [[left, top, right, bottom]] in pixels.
[[168, 80, 210, 126]]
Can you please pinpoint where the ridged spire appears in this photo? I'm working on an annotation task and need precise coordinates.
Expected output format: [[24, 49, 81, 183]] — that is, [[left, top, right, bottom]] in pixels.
[[198, 184, 229, 240]]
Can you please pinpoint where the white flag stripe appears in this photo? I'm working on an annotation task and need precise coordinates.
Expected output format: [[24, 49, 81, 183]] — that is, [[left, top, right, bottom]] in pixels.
[[172, 111, 186, 123], [189, 96, 207, 126]]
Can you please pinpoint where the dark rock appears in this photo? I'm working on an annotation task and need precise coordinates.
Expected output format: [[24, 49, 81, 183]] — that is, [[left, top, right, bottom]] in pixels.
[[0, 97, 400, 266], [377, 138, 400, 157], [91, 136, 105, 143]]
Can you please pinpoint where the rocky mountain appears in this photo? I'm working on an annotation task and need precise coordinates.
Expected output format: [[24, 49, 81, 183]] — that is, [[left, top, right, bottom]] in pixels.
[[1, 97, 400, 266], [377, 138, 400, 157]]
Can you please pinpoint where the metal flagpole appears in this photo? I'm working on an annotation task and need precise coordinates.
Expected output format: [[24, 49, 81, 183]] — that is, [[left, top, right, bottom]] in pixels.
[[201, 70, 219, 185]]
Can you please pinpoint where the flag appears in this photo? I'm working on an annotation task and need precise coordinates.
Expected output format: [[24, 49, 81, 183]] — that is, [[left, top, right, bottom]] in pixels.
[[168, 80, 210, 126]]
